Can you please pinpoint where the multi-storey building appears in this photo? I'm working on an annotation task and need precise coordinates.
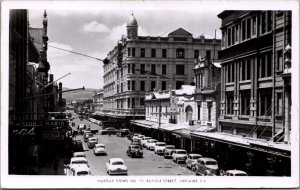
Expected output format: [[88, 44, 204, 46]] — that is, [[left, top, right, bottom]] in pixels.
[[103, 13, 221, 125], [217, 11, 292, 142], [92, 89, 104, 112], [194, 57, 221, 129]]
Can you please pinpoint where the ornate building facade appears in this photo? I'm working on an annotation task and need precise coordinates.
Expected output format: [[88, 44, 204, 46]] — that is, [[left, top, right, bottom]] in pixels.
[[102, 13, 221, 124]]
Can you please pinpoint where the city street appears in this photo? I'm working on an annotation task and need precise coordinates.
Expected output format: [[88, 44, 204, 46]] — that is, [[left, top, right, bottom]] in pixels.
[[71, 118, 194, 176]]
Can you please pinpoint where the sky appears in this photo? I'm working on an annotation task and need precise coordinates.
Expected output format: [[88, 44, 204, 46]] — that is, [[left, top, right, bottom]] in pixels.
[[29, 7, 222, 89]]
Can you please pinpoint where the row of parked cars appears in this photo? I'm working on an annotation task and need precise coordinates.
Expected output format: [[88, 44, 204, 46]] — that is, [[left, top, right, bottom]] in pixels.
[[126, 133, 248, 176], [88, 118, 102, 126]]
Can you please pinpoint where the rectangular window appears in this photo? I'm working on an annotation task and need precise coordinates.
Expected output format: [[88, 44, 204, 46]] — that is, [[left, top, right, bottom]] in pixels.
[[194, 50, 200, 59], [127, 81, 131, 90], [140, 48, 145, 57], [267, 11, 272, 32], [227, 27, 231, 46], [226, 92, 234, 115], [232, 27, 235, 44], [162, 81, 167, 90], [128, 48, 131, 56], [162, 49, 167, 58], [151, 49, 156, 58], [140, 64, 145, 74], [176, 48, 185, 58], [240, 90, 251, 115], [121, 83, 123, 92], [197, 104, 201, 120], [235, 25, 239, 43], [276, 92, 283, 115], [207, 102, 212, 121], [176, 81, 184, 89], [151, 64, 156, 74], [140, 81, 145, 91], [176, 65, 185, 75], [117, 84, 119, 93], [222, 31, 227, 47], [162, 65, 167, 75], [151, 81, 156, 91], [128, 64, 131, 73], [206, 50, 211, 60], [246, 19, 251, 39], [247, 59, 251, 80], [140, 98, 145, 106], [127, 98, 131, 109], [260, 90, 272, 116], [132, 98, 135, 108], [252, 16, 257, 35], [277, 50, 283, 71], [242, 20, 246, 41], [132, 48, 135, 57], [261, 12, 267, 34], [132, 63, 135, 74], [266, 53, 272, 77], [132, 81, 135, 91]]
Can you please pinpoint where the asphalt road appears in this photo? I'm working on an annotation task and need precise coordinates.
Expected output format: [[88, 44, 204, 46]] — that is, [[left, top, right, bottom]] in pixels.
[[71, 117, 195, 176]]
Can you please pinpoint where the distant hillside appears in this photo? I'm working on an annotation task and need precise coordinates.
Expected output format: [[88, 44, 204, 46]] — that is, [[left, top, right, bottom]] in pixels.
[[62, 87, 99, 102]]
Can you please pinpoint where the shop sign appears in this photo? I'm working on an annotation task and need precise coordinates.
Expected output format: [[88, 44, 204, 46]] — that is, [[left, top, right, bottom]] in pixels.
[[42, 130, 63, 140], [15, 120, 68, 127]]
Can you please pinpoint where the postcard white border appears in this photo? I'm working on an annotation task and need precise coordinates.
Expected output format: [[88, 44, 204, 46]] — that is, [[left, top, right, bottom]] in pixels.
[[1, 0, 299, 188]]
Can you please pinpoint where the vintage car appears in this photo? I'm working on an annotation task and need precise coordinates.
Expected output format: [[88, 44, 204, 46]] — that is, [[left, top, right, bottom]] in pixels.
[[106, 158, 128, 175], [87, 137, 98, 148], [186, 153, 202, 171], [225, 169, 248, 176], [78, 124, 86, 134], [100, 127, 118, 135], [127, 144, 143, 158], [163, 145, 176, 158], [140, 137, 151, 147], [66, 164, 92, 176], [83, 131, 93, 142], [145, 139, 158, 150], [154, 142, 166, 155], [72, 139, 84, 152], [72, 152, 86, 158], [195, 157, 219, 176], [66, 157, 89, 174], [172, 149, 188, 163], [93, 144, 107, 155], [116, 129, 130, 137]]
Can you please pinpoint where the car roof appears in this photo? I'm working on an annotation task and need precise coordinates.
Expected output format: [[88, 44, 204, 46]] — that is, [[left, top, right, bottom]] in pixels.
[[226, 170, 247, 174], [73, 152, 85, 155], [166, 145, 175, 147], [71, 157, 88, 162], [174, 149, 186, 152], [156, 142, 166, 144], [72, 164, 90, 170], [188, 153, 202, 157], [109, 158, 124, 162], [95, 143, 105, 146], [198, 157, 217, 162], [89, 137, 97, 140]]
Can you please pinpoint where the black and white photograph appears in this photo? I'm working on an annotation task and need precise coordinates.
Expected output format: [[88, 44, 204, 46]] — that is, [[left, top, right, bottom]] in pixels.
[[1, 0, 299, 188]]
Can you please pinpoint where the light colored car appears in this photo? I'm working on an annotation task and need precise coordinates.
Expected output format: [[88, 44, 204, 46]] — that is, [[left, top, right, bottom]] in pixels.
[[164, 145, 176, 158], [94, 144, 107, 155], [154, 142, 166, 154], [145, 139, 158, 150], [132, 134, 141, 141], [195, 157, 219, 176], [72, 152, 86, 158], [106, 158, 128, 175], [172, 149, 188, 163], [186, 153, 202, 170], [87, 137, 98, 148], [66, 157, 89, 175], [140, 137, 151, 147], [225, 169, 248, 176], [67, 164, 92, 176]]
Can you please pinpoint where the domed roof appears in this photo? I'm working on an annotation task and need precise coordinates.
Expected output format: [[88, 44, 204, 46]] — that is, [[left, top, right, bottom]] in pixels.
[[127, 13, 138, 27]]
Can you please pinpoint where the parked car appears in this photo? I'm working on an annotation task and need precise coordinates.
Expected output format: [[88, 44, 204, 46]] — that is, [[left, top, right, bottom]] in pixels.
[[172, 149, 188, 163], [127, 133, 139, 141], [225, 169, 248, 176], [116, 129, 130, 137], [99, 129, 108, 135], [65, 157, 89, 175], [186, 154, 202, 171], [154, 142, 166, 155], [106, 158, 128, 175], [127, 144, 143, 158], [195, 157, 219, 176], [164, 145, 176, 158], [72, 139, 84, 152], [78, 124, 86, 134], [87, 137, 98, 148], [66, 164, 92, 176], [132, 134, 141, 141], [83, 131, 93, 142], [72, 152, 86, 158], [140, 137, 151, 147], [93, 144, 107, 155], [145, 139, 158, 150]]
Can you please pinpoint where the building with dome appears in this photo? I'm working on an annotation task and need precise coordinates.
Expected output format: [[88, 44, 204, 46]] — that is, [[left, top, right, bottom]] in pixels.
[[102, 13, 221, 126]]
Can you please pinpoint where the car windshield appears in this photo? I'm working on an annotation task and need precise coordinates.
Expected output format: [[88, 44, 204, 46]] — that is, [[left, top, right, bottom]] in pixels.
[[112, 161, 124, 165], [157, 143, 165, 146], [149, 140, 157, 143], [192, 156, 201, 159], [177, 151, 187, 154], [72, 160, 87, 164], [77, 171, 89, 176], [96, 145, 105, 148], [206, 161, 217, 165], [131, 145, 140, 149], [166, 146, 175, 149]]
